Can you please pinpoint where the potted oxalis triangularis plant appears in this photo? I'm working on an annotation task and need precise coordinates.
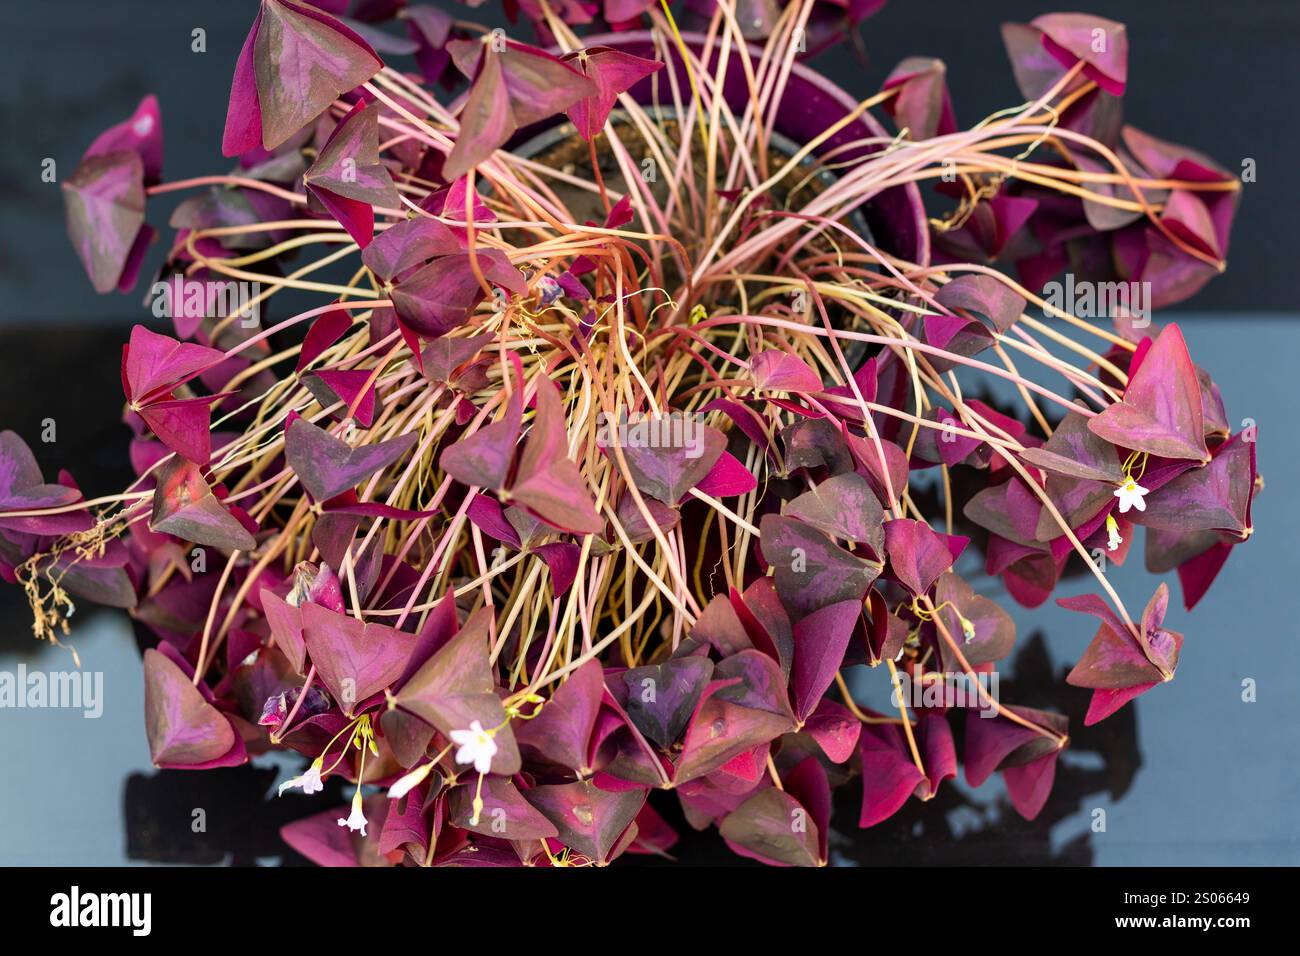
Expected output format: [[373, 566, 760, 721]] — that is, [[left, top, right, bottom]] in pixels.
[[2, 0, 1257, 867]]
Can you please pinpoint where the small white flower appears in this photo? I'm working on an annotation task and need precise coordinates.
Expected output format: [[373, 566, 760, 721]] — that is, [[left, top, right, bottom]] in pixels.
[[337, 789, 368, 836], [450, 720, 498, 775], [1105, 513, 1123, 552], [387, 761, 435, 801], [277, 758, 324, 797], [1113, 477, 1149, 514]]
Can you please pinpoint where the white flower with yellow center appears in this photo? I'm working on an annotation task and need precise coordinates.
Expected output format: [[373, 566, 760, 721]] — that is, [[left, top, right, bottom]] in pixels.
[[1113, 476, 1149, 514], [450, 720, 498, 775]]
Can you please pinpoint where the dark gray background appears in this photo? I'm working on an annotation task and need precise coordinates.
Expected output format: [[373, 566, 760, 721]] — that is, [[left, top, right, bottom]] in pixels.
[[0, 0, 1296, 323]]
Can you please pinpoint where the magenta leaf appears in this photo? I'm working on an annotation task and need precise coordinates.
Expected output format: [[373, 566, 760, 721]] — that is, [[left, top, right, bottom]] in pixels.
[[1002, 751, 1059, 820], [1131, 433, 1254, 536], [1060, 583, 1183, 724], [124, 325, 225, 404], [0, 432, 84, 535], [964, 705, 1065, 787], [882, 57, 956, 142], [394, 608, 521, 775], [380, 707, 436, 769], [390, 250, 525, 338], [783, 472, 885, 556], [448, 777, 558, 841], [143, 648, 245, 769], [62, 151, 146, 294], [279, 796, 389, 866], [237, 0, 383, 154], [440, 390, 522, 491], [863, 588, 909, 666], [150, 458, 257, 552], [676, 654, 795, 785], [523, 779, 646, 865], [303, 98, 400, 247], [731, 579, 794, 677], [138, 395, 227, 465], [515, 659, 605, 773], [883, 518, 959, 596], [759, 513, 881, 619], [419, 332, 494, 385], [86, 94, 163, 185], [261, 590, 308, 674], [915, 712, 958, 799], [616, 420, 727, 504], [302, 368, 381, 427], [751, 350, 822, 393], [857, 719, 925, 828], [363, 217, 461, 281], [296, 306, 354, 372], [720, 786, 821, 867], [615, 488, 679, 543], [300, 602, 419, 715], [285, 415, 417, 502], [802, 697, 861, 763], [563, 46, 663, 141], [791, 599, 859, 723], [444, 38, 597, 179], [695, 451, 757, 498], [1088, 324, 1209, 462], [933, 274, 1025, 333], [1031, 13, 1128, 96], [934, 571, 1016, 668], [1020, 411, 1124, 483], [509, 376, 603, 534]]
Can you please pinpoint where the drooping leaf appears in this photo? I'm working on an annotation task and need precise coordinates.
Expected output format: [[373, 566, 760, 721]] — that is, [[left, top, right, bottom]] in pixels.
[[285, 415, 418, 502], [934, 273, 1025, 333], [563, 46, 662, 140], [883, 518, 961, 596], [1088, 324, 1209, 462], [443, 38, 597, 179], [782, 472, 885, 557], [857, 718, 926, 828], [719, 786, 821, 867], [150, 458, 257, 552], [228, 0, 383, 155], [791, 600, 859, 723], [509, 376, 602, 534], [390, 250, 525, 338], [616, 419, 726, 504], [759, 513, 881, 619], [143, 648, 246, 769], [393, 607, 521, 775], [62, 151, 146, 294], [303, 98, 400, 247], [523, 780, 646, 865], [881, 57, 956, 142], [515, 659, 606, 773], [440, 390, 522, 491], [300, 602, 419, 715], [0, 432, 84, 535]]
